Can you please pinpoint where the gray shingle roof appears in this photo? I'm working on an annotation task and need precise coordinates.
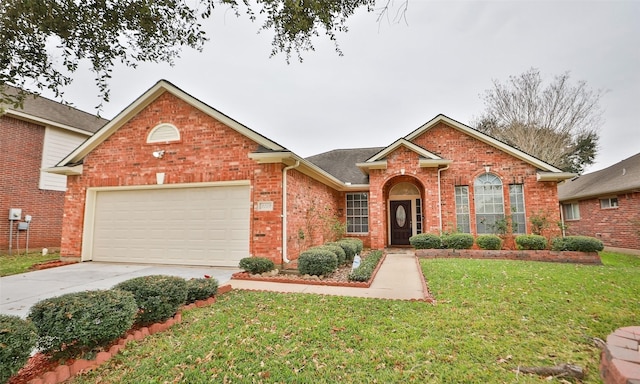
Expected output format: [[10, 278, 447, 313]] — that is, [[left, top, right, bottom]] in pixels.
[[2, 86, 108, 133], [558, 152, 640, 201], [306, 147, 385, 184]]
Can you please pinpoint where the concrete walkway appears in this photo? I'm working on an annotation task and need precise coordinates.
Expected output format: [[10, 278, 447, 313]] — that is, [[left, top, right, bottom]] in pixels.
[[230, 250, 429, 300]]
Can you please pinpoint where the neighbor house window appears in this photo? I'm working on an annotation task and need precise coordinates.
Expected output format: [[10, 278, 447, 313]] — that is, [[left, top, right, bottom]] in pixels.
[[600, 197, 618, 209], [509, 184, 526, 234], [346, 193, 369, 234], [455, 186, 471, 233], [474, 173, 504, 234], [563, 203, 580, 220]]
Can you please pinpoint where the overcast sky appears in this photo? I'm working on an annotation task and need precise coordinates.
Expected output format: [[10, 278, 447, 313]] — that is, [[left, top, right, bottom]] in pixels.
[[47, 1, 639, 173]]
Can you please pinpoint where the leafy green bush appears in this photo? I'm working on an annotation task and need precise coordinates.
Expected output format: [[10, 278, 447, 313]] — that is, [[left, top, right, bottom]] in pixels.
[[186, 278, 219, 303], [27, 289, 137, 358], [476, 235, 503, 250], [441, 233, 474, 249], [0, 315, 38, 383], [341, 238, 364, 254], [409, 233, 442, 249], [298, 248, 338, 276], [348, 250, 384, 282], [113, 275, 187, 326], [551, 236, 604, 252], [239, 257, 275, 274], [335, 240, 357, 262], [320, 243, 347, 265], [515, 234, 548, 250]]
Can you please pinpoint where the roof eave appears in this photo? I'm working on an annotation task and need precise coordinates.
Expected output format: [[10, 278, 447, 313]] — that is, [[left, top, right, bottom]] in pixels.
[[43, 164, 83, 176], [419, 159, 454, 168], [5, 109, 95, 136], [537, 172, 577, 182]]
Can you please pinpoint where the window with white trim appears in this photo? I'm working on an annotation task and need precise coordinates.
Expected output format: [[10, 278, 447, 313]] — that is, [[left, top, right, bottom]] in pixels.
[[147, 123, 180, 143], [474, 173, 505, 234], [563, 203, 580, 220], [455, 186, 470, 233], [509, 184, 526, 234], [346, 193, 369, 234], [600, 197, 618, 209]]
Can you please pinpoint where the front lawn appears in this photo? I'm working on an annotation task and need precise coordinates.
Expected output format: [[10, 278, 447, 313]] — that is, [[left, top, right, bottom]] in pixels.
[[70, 252, 639, 383], [0, 251, 60, 277]]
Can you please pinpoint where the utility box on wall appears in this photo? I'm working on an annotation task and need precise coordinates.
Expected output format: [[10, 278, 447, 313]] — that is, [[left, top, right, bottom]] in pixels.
[[9, 208, 22, 221]]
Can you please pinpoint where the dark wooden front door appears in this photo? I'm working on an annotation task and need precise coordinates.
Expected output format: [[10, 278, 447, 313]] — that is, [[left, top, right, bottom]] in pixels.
[[390, 200, 412, 245]]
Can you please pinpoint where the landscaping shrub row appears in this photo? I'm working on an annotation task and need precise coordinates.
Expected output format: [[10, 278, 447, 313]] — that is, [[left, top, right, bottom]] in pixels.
[[409, 233, 603, 252], [0, 275, 219, 381], [348, 250, 383, 282], [297, 238, 364, 276]]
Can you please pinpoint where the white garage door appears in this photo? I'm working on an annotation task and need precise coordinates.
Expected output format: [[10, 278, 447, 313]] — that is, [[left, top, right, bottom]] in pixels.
[[91, 185, 250, 267]]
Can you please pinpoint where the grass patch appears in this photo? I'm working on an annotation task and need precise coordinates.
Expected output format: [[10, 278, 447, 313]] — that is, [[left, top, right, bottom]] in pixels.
[[0, 251, 60, 277], [70, 252, 639, 383]]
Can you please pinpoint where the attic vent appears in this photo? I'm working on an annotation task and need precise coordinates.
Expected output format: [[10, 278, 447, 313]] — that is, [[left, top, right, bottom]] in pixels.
[[147, 123, 180, 143]]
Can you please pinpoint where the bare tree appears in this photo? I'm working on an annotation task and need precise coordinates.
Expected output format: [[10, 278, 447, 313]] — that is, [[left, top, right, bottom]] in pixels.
[[474, 68, 605, 174]]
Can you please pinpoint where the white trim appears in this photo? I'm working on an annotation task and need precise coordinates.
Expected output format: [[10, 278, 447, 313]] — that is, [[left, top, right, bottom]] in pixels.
[[536, 172, 576, 181], [42, 164, 83, 176], [366, 139, 442, 162], [4, 109, 95, 136]]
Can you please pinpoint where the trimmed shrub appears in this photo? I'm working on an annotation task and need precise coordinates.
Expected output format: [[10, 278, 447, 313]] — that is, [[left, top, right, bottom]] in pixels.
[[442, 233, 474, 249], [335, 240, 357, 262], [186, 278, 219, 303], [551, 236, 604, 252], [341, 238, 364, 254], [320, 243, 347, 266], [298, 248, 338, 276], [113, 275, 187, 326], [515, 234, 548, 250], [349, 250, 384, 282], [0, 315, 38, 383], [409, 233, 442, 249], [239, 257, 275, 274], [27, 289, 137, 358], [476, 235, 503, 250]]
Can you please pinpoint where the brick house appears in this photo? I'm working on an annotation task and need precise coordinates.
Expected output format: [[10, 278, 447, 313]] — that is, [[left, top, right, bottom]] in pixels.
[[48, 80, 574, 267], [558, 153, 640, 251], [0, 87, 107, 253]]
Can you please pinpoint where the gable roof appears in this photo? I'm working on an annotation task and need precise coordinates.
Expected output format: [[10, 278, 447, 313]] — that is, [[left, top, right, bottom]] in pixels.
[[55, 80, 286, 167], [1, 86, 107, 135], [306, 147, 384, 184], [558, 152, 640, 201]]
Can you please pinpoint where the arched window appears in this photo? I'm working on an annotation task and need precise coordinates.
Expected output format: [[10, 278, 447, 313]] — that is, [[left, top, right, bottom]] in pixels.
[[474, 173, 504, 234], [147, 123, 180, 143]]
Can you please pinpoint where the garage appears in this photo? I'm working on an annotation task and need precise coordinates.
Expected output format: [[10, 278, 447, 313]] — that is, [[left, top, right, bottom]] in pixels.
[[89, 184, 250, 267]]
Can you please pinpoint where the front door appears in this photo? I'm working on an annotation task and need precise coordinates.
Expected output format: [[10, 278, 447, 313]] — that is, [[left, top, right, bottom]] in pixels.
[[390, 200, 412, 245]]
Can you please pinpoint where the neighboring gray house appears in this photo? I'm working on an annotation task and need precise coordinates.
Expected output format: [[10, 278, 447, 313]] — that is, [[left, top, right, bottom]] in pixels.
[[558, 153, 640, 252]]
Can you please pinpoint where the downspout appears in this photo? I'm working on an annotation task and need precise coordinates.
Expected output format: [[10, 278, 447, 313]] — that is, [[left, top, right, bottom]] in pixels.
[[282, 160, 300, 263], [437, 164, 450, 234], [559, 202, 566, 237]]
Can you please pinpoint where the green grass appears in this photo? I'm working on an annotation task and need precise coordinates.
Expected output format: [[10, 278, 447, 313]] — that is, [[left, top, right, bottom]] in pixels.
[[68, 251, 639, 383], [0, 251, 60, 277]]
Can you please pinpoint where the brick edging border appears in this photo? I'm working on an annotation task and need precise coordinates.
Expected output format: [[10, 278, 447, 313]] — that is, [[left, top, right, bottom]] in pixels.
[[231, 253, 387, 288], [23, 284, 233, 384], [415, 249, 602, 265], [413, 255, 435, 303], [600, 326, 640, 383]]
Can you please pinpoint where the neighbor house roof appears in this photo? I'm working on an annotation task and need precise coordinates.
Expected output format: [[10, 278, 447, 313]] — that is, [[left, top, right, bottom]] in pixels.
[[558, 152, 640, 201], [306, 147, 384, 185], [1, 86, 108, 134]]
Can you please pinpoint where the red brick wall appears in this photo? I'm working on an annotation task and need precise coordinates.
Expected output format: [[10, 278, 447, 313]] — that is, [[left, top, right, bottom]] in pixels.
[[285, 169, 343, 260], [565, 192, 640, 250], [0, 116, 65, 251], [367, 122, 562, 249], [61, 92, 286, 262]]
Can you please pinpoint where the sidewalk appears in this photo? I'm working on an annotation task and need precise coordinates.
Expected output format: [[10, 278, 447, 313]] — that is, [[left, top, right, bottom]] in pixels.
[[230, 250, 430, 300]]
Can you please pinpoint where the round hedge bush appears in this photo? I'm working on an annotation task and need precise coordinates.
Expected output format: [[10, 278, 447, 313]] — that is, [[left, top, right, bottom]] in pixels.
[[0, 315, 38, 383], [409, 233, 442, 249], [476, 235, 503, 250], [28, 289, 137, 358], [342, 238, 364, 254], [113, 275, 187, 326], [515, 234, 548, 250], [551, 236, 604, 252], [186, 278, 219, 303], [320, 243, 347, 266], [335, 240, 357, 262], [441, 233, 474, 249], [239, 257, 275, 274], [298, 248, 338, 276]]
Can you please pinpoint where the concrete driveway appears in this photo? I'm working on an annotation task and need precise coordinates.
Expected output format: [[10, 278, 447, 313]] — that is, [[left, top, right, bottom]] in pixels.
[[0, 262, 240, 318]]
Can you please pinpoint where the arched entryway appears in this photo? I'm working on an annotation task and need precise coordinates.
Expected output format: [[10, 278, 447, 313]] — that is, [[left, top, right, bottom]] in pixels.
[[387, 181, 423, 246]]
